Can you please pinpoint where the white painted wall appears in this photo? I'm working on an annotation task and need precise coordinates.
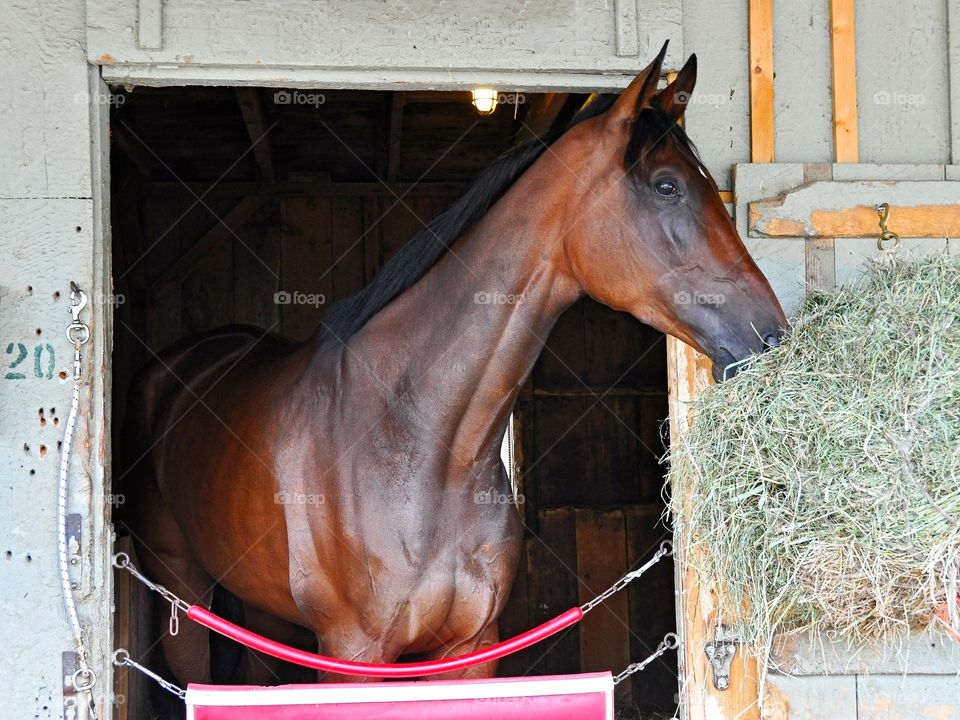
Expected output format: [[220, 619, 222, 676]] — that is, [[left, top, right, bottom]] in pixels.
[[0, 2, 113, 718]]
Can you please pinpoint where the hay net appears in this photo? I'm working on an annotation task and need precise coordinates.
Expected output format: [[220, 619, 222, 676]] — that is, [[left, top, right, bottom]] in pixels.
[[669, 254, 960, 661]]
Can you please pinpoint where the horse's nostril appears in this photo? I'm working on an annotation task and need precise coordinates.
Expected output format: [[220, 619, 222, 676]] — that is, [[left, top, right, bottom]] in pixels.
[[763, 333, 781, 348]]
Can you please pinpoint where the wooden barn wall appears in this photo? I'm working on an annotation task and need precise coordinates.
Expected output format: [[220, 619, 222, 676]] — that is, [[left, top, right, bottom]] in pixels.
[[681, 0, 960, 718], [0, 3, 114, 718], [0, 1, 957, 718]]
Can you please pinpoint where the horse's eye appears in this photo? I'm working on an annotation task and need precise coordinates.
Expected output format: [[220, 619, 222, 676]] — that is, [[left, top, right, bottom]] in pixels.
[[655, 179, 680, 197]]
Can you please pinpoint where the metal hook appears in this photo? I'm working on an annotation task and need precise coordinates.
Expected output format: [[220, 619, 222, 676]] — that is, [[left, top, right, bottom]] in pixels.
[[875, 203, 901, 251]]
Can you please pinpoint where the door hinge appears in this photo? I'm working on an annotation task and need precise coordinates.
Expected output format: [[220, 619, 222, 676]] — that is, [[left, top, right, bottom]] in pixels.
[[704, 625, 738, 691]]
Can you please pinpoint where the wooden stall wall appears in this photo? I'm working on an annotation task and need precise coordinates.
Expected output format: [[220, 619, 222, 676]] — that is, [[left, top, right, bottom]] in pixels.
[[675, 0, 960, 717]]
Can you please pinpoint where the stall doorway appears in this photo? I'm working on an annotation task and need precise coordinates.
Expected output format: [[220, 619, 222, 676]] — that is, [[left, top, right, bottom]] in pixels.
[[109, 86, 676, 718]]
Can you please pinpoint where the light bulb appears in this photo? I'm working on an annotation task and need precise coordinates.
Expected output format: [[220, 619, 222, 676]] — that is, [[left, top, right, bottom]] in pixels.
[[471, 88, 498, 115]]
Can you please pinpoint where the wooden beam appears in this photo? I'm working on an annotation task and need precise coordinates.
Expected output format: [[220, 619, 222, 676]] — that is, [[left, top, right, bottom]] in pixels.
[[829, 0, 859, 163], [668, 337, 761, 720], [749, 180, 960, 238], [748, 0, 775, 162], [386, 92, 405, 182], [152, 195, 264, 289], [236, 88, 275, 182]]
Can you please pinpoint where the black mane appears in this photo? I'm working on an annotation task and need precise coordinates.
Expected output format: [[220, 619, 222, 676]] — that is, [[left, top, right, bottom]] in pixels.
[[315, 92, 694, 345]]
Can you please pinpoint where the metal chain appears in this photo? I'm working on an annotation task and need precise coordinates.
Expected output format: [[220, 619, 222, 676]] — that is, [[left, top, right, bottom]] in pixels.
[[114, 552, 190, 636], [58, 283, 99, 718], [580, 540, 672, 615], [613, 632, 679, 685], [113, 650, 186, 700]]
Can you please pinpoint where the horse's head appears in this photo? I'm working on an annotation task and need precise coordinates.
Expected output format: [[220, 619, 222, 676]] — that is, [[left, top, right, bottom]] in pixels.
[[557, 44, 786, 381]]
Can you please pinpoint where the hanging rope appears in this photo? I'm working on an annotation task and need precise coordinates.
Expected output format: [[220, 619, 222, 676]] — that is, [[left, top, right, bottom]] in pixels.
[[59, 283, 98, 718], [114, 540, 672, 678]]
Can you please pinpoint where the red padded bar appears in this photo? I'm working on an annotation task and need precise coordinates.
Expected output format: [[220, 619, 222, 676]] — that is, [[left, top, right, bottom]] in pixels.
[[187, 605, 583, 678]]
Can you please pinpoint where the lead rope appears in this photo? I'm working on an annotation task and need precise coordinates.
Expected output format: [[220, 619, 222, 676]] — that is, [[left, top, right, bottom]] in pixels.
[[58, 283, 98, 718]]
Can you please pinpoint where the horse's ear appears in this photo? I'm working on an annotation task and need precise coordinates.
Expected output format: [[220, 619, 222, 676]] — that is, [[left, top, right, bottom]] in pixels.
[[653, 54, 697, 121], [605, 41, 669, 125]]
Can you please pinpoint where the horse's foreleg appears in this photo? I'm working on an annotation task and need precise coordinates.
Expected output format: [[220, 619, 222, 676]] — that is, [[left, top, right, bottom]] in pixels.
[[419, 622, 500, 680], [313, 627, 399, 684], [130, 480, 215, 685]]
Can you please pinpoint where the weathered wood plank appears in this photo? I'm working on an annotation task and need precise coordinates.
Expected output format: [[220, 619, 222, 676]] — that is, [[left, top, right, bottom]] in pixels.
[[330, 196, 367, 301], [526, 508, 580, 676], [236, 88, 276, 182], [88, 1, 685, 77], [748, 0, 775, 162], [575, 508, 631, 702], [152, 196, 265, 289], [145, 280, 181, 350], [496, 539, 528, 678], [763, 674, 857, 720], [749, 180, 960, 238], [180, 236, 234, 336], [625, 505, 677, 712], [234, 202, 281, 330], [280, 196, 333, 341], [829, 0, 859, 162], [667, 337, 761, 720], [951, 0, 960, 164], [857, 675, 960, 719]]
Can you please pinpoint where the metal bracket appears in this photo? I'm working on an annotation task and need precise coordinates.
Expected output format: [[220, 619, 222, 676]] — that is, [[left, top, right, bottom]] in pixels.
[[63, 651, 78, 720], [66, 513, 84, 595], [704, 626, 738, 691]]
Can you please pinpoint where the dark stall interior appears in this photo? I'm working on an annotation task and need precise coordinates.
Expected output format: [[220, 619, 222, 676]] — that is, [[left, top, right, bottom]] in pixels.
[[110, 85, 676, 718]]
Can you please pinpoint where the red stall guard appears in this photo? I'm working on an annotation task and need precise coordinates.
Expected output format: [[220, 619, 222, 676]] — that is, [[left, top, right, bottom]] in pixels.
[[186, 672, 614, 720]]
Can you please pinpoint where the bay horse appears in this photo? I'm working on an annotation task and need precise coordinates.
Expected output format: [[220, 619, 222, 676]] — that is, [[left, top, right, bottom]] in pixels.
[[124, 44, 786, 689]]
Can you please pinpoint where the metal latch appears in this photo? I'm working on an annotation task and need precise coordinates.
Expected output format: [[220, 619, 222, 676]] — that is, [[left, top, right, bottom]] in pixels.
[[704, 626, 737, 690]]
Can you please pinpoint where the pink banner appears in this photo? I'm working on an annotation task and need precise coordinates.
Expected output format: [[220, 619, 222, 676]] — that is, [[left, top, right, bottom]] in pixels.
[[186, 673, 613, 720]]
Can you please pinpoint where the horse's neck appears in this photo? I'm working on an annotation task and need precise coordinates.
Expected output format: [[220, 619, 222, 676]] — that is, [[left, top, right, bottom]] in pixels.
[[346, 181, 581, 471]]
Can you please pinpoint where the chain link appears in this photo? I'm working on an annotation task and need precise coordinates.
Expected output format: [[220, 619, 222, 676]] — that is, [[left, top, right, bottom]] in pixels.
[[613, 632, 679, 685], [580, 540, 672, 615], [113, 650, 187, 699]]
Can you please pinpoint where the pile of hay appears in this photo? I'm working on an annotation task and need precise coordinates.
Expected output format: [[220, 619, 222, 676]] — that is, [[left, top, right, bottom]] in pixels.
[[669, 254, 960, 658]]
